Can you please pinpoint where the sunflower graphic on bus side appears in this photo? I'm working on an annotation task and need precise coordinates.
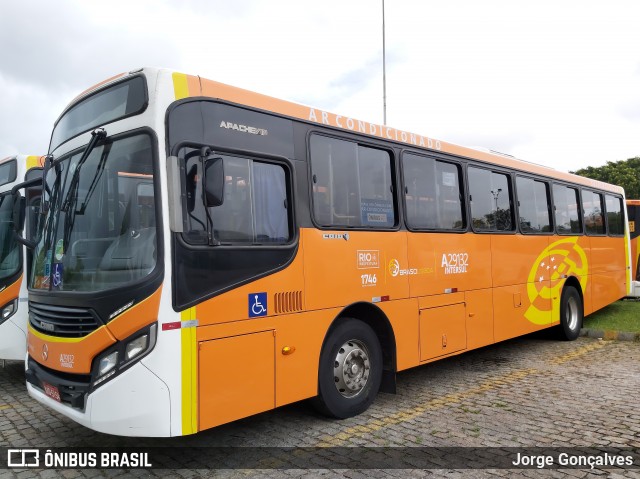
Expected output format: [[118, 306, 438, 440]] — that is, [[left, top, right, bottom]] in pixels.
[[525, 237, 588, 325]]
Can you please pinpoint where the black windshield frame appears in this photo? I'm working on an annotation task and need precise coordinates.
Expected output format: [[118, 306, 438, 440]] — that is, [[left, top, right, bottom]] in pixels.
[[50, 75, 148, 152]]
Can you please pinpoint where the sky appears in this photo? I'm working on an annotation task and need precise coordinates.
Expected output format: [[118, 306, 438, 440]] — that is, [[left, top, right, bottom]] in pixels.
[[1, 0, 639, 173]]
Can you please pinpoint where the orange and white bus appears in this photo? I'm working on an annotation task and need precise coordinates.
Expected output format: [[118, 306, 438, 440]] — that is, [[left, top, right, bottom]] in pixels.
[[627, 199, 640, 296], [22, 68, 631, 437], [0, 155, 43, 361]]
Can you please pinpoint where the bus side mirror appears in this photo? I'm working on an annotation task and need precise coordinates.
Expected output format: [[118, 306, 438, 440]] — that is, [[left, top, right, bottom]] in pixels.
[[204, 157, 224, 207], [41, 155, 53, 212], [11, 193, 36, 249], [11, 193, 25, 233], [10, 175, 42, 250]]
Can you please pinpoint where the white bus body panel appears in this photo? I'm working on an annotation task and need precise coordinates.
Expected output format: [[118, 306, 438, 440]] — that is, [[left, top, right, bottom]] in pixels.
[[0, 316, 27, 360], [27, 361, 171, 437], [0, 155, 34, 361]]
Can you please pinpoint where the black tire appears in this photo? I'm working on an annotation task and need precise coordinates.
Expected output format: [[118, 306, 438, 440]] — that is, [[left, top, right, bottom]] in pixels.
[[557, 285, 583, 341], [311, 318, 382, 419]]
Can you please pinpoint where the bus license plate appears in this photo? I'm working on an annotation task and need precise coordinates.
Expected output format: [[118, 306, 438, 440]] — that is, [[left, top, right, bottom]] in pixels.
[[42, 382, 61, 402]]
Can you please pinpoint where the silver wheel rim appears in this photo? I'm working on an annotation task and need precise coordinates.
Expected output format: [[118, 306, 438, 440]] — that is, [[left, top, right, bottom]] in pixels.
[[333, 339, 371, 398], [566, 296, 579, 331]]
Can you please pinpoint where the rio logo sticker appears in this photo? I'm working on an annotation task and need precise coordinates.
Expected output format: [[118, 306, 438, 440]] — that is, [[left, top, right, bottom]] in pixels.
[[525, 237, 588, 325], [249, 293, 268, 318], [357, 250, 380, 269]]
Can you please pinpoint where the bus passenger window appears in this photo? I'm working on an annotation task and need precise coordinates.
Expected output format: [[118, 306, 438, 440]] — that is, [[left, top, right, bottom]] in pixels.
[[310, 134, 396, 229], [553, 184, 582, 234], [181, 149, 291, 245], [516, 176, 552, 233], [605, 194, 624, 236], [582, 190, 605, 235], [469, 167, 514, 232], [402, 153, 464, 230]]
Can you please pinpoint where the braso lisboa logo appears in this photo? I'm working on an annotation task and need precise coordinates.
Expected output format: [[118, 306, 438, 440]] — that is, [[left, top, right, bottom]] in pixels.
[[388, 259, 417, 277], [389, 259, 400, 277], [525, 237, 588, 325]]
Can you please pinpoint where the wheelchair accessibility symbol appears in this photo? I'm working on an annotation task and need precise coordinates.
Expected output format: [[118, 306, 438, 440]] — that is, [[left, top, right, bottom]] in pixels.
[[52, 263, 64, 290], [249, 292, 268, 318]]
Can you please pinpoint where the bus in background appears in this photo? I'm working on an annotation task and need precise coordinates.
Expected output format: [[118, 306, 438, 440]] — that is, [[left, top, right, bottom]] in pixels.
[[0, 155, 43, 361], [22, 68, 631, 437], [627, 199, 640, 296]]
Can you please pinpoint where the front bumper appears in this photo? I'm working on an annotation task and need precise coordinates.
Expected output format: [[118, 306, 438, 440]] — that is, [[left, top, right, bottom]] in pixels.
[[26, 358, 172, 437]]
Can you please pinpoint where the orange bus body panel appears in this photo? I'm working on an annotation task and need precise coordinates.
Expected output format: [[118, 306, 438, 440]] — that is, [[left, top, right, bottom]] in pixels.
[[107, 287, 163, 341], [464, 289, 495, 350], [419, 302, 466, 361], [407, 233, 492, 296], [302, 229, 409, 310], [28, 326, 116, 374], [180, 71, 629, 432], [27, 288, 162, 374], [198, 330, 275, 430]]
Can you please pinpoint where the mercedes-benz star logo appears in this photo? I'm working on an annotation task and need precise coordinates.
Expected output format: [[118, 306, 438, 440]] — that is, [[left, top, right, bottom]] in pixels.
[[42, 344, 48, 361]]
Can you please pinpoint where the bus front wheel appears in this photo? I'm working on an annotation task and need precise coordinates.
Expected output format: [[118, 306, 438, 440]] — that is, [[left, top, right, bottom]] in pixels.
[[558, 285, 583, 341], [312, 319, 382, 419]]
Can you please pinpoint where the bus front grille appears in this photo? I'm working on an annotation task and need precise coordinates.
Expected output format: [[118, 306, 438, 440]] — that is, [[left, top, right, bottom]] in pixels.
[[29, 302, 101, 338]]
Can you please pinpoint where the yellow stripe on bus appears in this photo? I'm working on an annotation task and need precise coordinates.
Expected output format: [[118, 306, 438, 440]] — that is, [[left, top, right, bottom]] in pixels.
[[625, 221, 632, 295], [28, 323, 100, 344], [181, 307, 198, 435], [173, 72, 190, 100]]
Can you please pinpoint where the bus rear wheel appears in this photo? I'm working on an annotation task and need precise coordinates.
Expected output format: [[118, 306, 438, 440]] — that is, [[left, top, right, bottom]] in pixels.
[[312, 319, 382, 419], [558, 285, 583, 341]]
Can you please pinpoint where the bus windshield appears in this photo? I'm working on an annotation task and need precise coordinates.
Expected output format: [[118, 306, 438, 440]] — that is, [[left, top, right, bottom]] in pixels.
[[31, 133, 157, 293], [0, 194, 20, 283]]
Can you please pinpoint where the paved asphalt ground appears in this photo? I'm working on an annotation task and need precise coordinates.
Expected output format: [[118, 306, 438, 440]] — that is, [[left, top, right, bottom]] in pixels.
[[1, 335, 638, 478]]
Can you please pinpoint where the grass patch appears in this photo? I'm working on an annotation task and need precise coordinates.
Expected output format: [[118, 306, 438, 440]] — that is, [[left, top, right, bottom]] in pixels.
[[583, 300, 640, 332]]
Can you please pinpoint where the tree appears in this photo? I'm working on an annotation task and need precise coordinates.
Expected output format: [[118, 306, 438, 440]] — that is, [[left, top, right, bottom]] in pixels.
[[571, 157, 640, 199]]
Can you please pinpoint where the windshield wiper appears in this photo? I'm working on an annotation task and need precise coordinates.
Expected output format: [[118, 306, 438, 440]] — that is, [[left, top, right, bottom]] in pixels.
[[60, 128, 106, 212], [78, 141, 111, 214], [61, 129, 111, 256]]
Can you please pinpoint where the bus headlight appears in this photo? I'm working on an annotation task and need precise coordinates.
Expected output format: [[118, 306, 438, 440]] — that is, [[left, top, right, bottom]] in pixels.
[[125, 334, 149, 360], [98, 351, 118, 377], [91, 323, 157, 389], [0, 299, 18, 325]]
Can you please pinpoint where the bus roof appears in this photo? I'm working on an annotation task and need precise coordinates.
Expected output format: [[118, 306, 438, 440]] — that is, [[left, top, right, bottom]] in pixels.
[[68, 67, 625, 196]]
